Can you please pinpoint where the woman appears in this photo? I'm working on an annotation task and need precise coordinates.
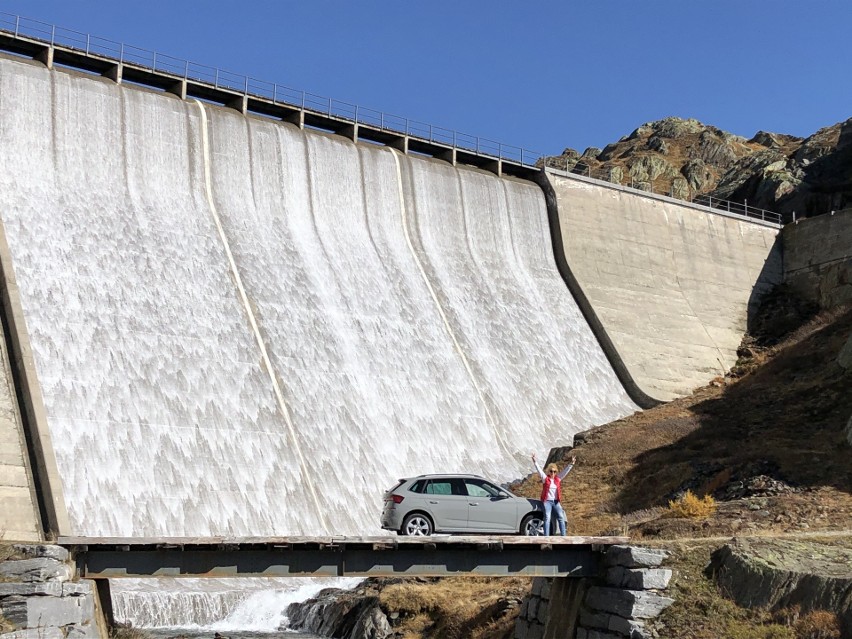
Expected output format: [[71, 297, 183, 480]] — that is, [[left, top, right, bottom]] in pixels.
[[531, 452, 575, 536]]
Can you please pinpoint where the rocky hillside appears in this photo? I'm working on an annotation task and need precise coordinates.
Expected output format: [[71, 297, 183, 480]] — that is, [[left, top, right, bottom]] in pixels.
[[545, 116, 852, 221]]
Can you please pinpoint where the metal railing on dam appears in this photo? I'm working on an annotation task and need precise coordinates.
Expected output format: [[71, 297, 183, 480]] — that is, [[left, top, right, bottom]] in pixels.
[[0, 12, 542, 178], [0, 12, 783, 227], [64, 535, 628, 578]]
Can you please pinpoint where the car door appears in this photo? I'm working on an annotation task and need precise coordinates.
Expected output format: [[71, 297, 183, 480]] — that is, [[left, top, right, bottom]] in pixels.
[[423, 478, 469, 532], [463, 479, 519, 532]]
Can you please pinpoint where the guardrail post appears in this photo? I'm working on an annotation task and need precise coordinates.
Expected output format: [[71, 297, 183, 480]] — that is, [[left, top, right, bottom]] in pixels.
[[244, 76, 248, 95], [120, 43, 124, 64], [152, 52, 157, 72], [215, 69, 219, 89], [354, 104, 358, 123], [301, 91, 305, 109], [14, 16, 19, 37], [86, 34, 90, 55], [184, 60, 189, 80], [380, 113, 384, 130], [429, 124, 432, 142], [51, 25, 56, 45]]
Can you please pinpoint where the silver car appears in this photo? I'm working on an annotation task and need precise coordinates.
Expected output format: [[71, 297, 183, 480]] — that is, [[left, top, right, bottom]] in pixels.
[[381, 474, 545, 536]]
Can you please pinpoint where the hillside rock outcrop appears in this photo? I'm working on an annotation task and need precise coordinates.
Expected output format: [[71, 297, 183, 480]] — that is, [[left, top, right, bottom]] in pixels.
[[708, 538, 852, 635], [546, 115, 852, 221]]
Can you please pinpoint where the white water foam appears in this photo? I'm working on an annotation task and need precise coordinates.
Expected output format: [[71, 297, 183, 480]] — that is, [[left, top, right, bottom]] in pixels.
[[112, 577, 361, 631]]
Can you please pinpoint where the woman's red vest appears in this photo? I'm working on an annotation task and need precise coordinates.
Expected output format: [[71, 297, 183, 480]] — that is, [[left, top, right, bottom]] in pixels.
[[540, 475, 562, 502]]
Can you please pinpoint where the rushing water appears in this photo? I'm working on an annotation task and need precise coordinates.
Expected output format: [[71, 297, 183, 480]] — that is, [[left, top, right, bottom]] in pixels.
[[111, 577, 361, 633], [0, 55, 636, 627]]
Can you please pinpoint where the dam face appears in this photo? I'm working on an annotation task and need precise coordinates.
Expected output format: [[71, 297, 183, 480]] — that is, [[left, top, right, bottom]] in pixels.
[[0, 57, 635, 537]]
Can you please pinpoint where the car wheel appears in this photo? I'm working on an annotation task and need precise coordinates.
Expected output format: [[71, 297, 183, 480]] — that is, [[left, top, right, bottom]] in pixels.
[[400, 512, 434, 536], [521, 513, 544, 536]]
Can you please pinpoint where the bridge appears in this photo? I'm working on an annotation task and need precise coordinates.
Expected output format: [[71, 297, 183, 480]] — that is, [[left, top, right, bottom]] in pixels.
[[63, 535, 628, 579]]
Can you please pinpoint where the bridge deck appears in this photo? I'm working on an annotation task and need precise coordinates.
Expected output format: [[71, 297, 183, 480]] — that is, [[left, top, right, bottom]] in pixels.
[[61, 535, 629, 578]]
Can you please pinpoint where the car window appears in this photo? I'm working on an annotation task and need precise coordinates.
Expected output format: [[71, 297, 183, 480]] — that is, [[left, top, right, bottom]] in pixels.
[[464, 479, 502, 498], [409, 479, 427, 493], [425, 480, 453, 495]]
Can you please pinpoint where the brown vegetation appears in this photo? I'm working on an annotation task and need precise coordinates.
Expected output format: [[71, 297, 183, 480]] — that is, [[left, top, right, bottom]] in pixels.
[[377, 577, 529, 639]]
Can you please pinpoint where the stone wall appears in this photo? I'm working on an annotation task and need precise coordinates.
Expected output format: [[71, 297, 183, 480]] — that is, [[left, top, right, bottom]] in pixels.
[[546, 170, 782, 401], [0, 544, 103, 638], [783, 208, 852, 310], [514, 545, 673, 639]]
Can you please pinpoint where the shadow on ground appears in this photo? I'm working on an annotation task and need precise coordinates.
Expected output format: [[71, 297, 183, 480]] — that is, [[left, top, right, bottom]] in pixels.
[[616, 307, 852, 512]]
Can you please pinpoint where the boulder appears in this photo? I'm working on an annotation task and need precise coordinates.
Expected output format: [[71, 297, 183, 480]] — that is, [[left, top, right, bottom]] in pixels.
[[605, 545, 669, 568], [12, 546, 69, 563], [585, 587, 674, 619], [0, 559, 71, 583], [580, 610, 650, 638], [627, 155, 677, 182], [682, 158, 714, 192], [606, 567, 672, 590], [670, 176, 690, 200], [697, 130, 741, 169], [652, 117, 704, 139], [708, 538, 852, 632], [287, 584, 392, 639], [647, 136, 669, 155], [608, 166, 625, 185]]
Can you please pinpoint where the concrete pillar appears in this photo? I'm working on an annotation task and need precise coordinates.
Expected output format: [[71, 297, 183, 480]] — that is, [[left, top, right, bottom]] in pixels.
[[338, 123, 358, 143], [387, 136, 408, 154], [283, 111, 305, 129], [167, 79, 187, 100], [226, 94, 247, 114], [483, 159, 501, 177], [102, 64, 122, 84], [435, 148, 456, 165], [34, 46, 53, 69]]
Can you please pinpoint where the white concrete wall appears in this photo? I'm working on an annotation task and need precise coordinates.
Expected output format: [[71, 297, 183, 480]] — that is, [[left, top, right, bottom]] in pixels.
[[547, 171, 783, 401], [783, 208, 852, 310]]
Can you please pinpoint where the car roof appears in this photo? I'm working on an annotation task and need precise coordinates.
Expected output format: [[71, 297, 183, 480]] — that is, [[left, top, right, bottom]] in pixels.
[[401, 473, 490, 481]]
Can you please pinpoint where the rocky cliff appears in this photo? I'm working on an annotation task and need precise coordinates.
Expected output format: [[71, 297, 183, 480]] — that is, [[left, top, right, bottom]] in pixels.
[[546, 116, 852, 221]]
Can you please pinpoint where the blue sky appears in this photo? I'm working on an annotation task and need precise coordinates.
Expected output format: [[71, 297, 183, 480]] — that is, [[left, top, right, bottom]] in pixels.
[[1, 1, 849, 157]]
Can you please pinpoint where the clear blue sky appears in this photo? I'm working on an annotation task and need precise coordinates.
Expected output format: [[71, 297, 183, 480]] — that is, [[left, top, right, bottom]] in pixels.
[[1, 1, 849, 156]]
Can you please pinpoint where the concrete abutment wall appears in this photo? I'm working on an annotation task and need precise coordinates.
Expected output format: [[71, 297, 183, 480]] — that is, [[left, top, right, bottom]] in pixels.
[[783, 208, 852, 310], [546, 169, 783, 402]]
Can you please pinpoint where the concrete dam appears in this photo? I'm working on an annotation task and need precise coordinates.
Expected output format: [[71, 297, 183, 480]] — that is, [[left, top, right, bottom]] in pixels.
[[0, 54, 646, 538]]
